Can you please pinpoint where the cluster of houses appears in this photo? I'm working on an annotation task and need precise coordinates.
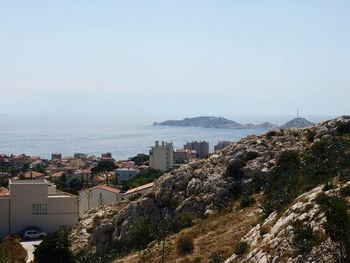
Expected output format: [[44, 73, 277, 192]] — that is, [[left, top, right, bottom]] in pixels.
[[0, 140, 231, 239]]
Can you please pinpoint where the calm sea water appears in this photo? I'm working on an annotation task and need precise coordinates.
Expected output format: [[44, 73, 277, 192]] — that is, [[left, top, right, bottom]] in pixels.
[[0, 115, 332, 160]]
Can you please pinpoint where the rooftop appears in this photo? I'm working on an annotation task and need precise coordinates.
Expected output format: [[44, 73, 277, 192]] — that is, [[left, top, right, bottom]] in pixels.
[[125, 182, 154, 195], [0, 187, 9, 196], [89, 184, 121, 194], [10, 179, 48, 185]]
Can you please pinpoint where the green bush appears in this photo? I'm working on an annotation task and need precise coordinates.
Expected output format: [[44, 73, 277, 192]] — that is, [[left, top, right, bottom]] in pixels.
[[240, 196, 255, 208], [234, 241, 248, 255], [340, 185, 350, 197], [323, 181, 334, 191], [174, 212, 196, 232], [315, 192, 331, 208], [306, 130, 317, 142], [129, 217, 158, 249], [208, 251, 224, 263], [34, 227, 72, 263], [292, 221, 319, 254], [176, 234, 194, 255], [266, 131, 278, 139], [243, 151, 260, 162], [225, 160, 246, 179], [336, 121, 350, 135]]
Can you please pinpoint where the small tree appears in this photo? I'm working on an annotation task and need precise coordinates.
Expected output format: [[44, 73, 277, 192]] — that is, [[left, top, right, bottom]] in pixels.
[[225, 160, 245, 179], [292, 221, 319, 255], [91, 160, 117, 186], [34, 227, 72, 263], [176, 234, 194, 255], [0, 236, 27, 263], [324, 197, 350, 263]]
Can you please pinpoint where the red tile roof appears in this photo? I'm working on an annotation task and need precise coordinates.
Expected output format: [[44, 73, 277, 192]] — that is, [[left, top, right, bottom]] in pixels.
[[24, 171, 44, 178], [125, 182, 154, 195], [0, 187, 9, 196], [89, 184, 121, 194]]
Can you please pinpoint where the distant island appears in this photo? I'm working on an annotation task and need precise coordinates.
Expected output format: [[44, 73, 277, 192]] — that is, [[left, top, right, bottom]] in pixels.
[[153, 116, 314, 130]]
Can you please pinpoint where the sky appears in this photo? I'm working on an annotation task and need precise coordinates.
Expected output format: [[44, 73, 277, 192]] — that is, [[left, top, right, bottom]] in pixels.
[[0, 1, 349, 118]]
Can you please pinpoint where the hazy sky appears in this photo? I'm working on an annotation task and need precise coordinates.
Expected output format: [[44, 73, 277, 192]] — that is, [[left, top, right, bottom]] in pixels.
[[1, 1, 349, 118]]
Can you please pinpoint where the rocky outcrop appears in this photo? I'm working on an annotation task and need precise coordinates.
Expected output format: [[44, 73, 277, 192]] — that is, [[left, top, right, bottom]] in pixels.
[[70, 116, 350, 257], [225, 181, 350, 263]]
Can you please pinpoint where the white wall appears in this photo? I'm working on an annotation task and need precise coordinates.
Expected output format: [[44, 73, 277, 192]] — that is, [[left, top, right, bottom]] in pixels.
[[79, 188, 122, 217]]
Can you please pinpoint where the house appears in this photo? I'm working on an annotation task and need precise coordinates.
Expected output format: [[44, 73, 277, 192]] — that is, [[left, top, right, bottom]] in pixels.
[[115, 168, 139, 183], [122, 182, 154, 200], [0, 179, 78, 238], [78, 182, 155, 217], [174, 148, 196, 163], [149, 141, 173, 171], [50, 172, 65, 182], [79, 185, 122, 217], [23, 171, 45, 180]]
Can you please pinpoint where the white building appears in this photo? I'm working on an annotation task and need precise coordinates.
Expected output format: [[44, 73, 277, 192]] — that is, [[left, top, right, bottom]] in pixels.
[[78, 183, 155, 217], [78, 185, 122, 217], [0, 179, 78, 239], [149, 141, 173, 171], [122, 182, 154, 200]]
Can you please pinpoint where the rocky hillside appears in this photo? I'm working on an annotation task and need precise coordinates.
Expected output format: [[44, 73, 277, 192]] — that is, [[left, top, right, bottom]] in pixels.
[[70, 116, 350, 262]]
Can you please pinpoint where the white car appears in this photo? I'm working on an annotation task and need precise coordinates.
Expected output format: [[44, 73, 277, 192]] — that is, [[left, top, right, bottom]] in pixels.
[[23, 229, 47, 240]]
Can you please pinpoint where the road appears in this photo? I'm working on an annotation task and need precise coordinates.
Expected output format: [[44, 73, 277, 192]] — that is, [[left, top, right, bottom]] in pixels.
[[20, 240, 42, 263]]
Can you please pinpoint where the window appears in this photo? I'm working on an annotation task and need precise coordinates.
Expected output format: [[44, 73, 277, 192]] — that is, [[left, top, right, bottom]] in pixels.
[[32, 204, 47, 214]]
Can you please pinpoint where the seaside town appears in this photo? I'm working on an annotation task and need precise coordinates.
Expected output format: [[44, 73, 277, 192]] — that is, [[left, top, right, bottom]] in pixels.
[[0, 140, 230, 240]]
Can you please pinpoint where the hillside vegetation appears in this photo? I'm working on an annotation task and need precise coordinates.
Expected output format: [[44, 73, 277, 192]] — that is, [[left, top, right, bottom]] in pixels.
[[66, 116, 350, 263]]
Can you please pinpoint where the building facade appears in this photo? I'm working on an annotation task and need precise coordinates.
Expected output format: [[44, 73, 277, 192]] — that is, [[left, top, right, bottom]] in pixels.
[[78, 185, 122, 217], [78, 183, 154, 217], [149, 141, 173, 171], [0, 179, 78, 239], [184, 141, 209, 159]]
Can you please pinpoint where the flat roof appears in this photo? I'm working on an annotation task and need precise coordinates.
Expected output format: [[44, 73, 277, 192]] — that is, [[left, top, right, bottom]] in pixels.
[[10, 179, 48, 185]]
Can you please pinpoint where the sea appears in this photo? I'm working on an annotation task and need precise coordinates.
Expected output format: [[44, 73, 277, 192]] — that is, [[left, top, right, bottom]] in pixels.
[[0, 114, 333, 160]]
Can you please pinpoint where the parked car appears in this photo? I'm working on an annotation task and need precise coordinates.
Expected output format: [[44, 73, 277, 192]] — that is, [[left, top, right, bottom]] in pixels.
[[23, 229, 47, 240]]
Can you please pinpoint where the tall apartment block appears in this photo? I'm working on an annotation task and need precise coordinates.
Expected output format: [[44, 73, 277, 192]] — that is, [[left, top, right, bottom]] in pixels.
[[184, 141, 209, 159], [149, 141, 174, 171]]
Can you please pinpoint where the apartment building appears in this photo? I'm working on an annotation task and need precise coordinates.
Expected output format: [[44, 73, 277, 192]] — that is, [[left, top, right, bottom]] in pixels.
[[0, 179, 78, 238], [51, 153, 62, 161], [184, 141, 209, 159], [174, 148, 196, 163], [149, 141, 173, 171]]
